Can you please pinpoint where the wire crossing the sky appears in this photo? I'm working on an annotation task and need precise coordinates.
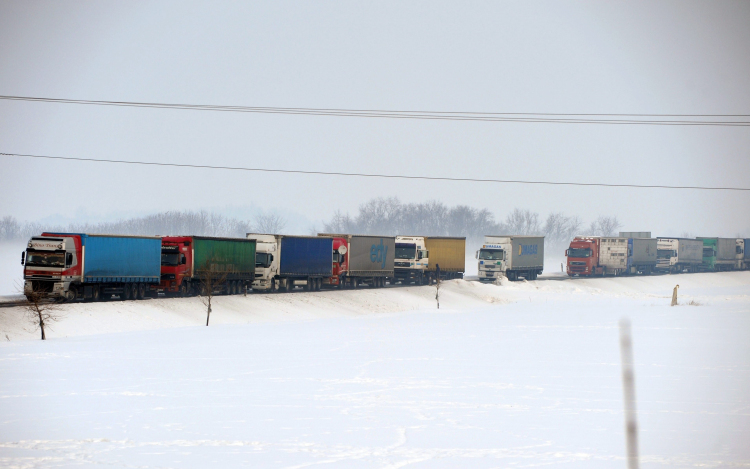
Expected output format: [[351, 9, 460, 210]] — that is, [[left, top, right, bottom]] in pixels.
[[3, 152, 748, 192], [1, 95, 749, 126]]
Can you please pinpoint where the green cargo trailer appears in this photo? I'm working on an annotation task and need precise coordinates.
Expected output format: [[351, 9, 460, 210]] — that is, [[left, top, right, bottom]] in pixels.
[[192, 236, 257, 281]]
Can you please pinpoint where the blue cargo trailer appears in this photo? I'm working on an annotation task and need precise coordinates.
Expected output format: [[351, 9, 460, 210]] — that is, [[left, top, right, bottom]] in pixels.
[[277, 236, 333, 292], [80, 234, 162, 283]]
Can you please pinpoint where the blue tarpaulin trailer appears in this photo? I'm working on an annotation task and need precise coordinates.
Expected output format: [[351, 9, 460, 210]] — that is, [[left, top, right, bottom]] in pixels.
[[280, 236, 333, 277]]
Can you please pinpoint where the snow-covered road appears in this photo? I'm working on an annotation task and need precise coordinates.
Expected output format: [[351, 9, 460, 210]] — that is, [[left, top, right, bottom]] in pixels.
[[1, 273, 749, 468]]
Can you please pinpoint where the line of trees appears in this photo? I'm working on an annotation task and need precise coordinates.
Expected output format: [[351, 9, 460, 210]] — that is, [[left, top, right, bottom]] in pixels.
[[0, 211, 287, 242], [1, 200, 621, 251], [323, 197, 621, 250]]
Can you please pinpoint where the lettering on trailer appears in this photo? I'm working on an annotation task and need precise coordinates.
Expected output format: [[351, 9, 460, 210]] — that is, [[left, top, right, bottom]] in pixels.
[[518, 244, 538, 256], [370, 239, 389, 268]]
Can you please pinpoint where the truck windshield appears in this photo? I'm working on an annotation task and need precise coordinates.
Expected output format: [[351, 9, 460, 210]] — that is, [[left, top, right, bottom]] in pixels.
[[25, 251, 65, 267], [568, 248, 592, 258], [703, 247, 715, 257], [395, 244, 416, 259], [256, 252, 272, 268], [657, 249, 675, 259], [161, 253, 180, 266], [479, 249, 503, 260]]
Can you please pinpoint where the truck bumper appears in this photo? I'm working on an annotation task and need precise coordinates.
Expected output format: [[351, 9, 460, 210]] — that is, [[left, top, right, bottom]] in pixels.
[[478, 270, 501, 280], [252, 278, 272, 291], [394, 268, 422, 281], [24, 280, 67, 298]]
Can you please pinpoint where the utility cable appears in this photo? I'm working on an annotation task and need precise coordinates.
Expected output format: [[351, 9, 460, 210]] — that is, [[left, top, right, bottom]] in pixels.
[[2, 152, 748, 192], [1, 95, 749, 126]]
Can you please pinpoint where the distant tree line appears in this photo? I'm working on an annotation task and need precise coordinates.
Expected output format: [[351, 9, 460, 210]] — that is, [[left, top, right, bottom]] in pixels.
[[1, 200, 621, 251], [0, 211, 286, 242], [322, 197, 621, 249]]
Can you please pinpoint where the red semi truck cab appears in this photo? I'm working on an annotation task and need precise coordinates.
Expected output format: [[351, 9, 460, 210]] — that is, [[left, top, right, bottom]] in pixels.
[[566, 237, 601, 276], [159, 236, 193, 294], [328, 237, 349, 287]]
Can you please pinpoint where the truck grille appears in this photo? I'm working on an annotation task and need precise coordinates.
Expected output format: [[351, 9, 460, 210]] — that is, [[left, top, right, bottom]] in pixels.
[[395, 262, 410, 267]]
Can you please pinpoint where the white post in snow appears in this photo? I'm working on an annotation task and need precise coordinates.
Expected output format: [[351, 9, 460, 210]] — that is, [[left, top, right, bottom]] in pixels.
[[619, 319, 639, 469]]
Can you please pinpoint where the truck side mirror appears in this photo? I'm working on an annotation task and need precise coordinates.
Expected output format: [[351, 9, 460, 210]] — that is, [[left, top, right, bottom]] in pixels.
[[269, 254, 273, 262], [475, 251, 478, 259], [565, 249, 569, 257], [21, 252, 25, 265], [66, 253, 73, 267], [181, 255, 187, 265]]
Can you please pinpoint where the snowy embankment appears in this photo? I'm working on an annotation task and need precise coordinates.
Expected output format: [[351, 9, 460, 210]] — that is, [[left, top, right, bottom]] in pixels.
[[1, 272, 749, 468], [2, 272, 747, 341]]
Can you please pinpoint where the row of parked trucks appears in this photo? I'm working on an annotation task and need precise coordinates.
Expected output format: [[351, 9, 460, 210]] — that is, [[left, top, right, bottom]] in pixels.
[[22, 232, 468, 301], [22, 229, 748, 301], [565, 232, 750, 276]]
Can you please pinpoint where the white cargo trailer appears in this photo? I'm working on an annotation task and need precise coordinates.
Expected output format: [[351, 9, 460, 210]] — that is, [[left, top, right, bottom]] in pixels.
[[476, 235, 544, 281], [599, 237, 629, 275]]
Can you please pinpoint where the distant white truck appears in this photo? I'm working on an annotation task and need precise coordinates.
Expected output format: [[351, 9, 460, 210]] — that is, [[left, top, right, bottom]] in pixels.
[[248, 233, 280, 291], [394, 236, 429, 284], [655, 238, 703, 273], [476, 235, 544, 281]]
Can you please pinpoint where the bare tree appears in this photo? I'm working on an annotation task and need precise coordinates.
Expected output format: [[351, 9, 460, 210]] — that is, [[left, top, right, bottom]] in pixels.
[[544, 213, 583, 249], [0, 215, 21, 240], [504, 209, 541, 235], [680, 231, 693, 239], [254, 212, 287, 234], [21, 284, 64, 340], [589, 216, 622, 236], [197, 258, 228, 326]]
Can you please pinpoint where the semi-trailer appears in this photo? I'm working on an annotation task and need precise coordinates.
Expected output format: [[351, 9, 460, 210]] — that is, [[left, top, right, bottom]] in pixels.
[[318, 234, 395, 288], [655, 238, 703, 273], [246, 234, 334, 292], [23, 233, 161, 301], [628, 238, 657, 274], [697, 237, 738, 271], [424, 237, 466, 280], [477, 235, 544, 281], [159, 236, 256, 296], [394, 236, 429, 284]]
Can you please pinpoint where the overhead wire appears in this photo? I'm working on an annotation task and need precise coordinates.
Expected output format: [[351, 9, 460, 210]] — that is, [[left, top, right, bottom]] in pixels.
[[1, 95, 749, 126], [2, 152, 748, 192]]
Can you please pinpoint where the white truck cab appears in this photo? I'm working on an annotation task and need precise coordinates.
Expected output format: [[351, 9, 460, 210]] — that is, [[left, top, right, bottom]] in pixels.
[[394, 236, 429, 284], [246, 233, 280, 291], [477, 235, 544, 281]]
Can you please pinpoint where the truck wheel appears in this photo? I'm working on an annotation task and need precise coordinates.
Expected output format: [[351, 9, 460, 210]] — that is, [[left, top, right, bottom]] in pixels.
[[285, 280, 293, 292], [137, 283, 146, 300], [92, 286, 101, 302], [316, 278, 322, 291], [131, 284, 139, 300], [123, 284, 131, 300], [352, 278, 358, 289]]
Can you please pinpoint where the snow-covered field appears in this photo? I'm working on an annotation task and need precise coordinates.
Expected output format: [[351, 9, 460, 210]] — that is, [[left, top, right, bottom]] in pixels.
[[1, 273, 749, 468]]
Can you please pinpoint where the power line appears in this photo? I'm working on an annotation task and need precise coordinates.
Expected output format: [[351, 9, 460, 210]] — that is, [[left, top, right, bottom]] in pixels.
[[3, 152, 748, 192], [1, 95, 749, 126]]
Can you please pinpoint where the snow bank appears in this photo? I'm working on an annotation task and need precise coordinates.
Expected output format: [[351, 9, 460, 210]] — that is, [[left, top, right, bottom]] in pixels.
[[0, 272, 748, 467]]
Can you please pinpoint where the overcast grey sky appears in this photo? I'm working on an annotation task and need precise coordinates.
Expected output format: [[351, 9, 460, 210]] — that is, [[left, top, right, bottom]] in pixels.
[[1, 1, 749, 236]]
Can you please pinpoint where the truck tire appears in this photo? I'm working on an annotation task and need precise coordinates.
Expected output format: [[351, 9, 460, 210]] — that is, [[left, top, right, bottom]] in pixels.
[[123, 284, 132, 300], [137, 283, 146, 300], [285, 280, 293, 292]]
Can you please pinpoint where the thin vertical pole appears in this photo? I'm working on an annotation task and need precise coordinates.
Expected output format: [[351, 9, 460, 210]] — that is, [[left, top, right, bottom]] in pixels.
[[619, 319, 639, 469]]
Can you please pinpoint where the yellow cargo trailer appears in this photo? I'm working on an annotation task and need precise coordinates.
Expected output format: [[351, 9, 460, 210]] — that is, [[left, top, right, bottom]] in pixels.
[[425, 237, 466, 279]]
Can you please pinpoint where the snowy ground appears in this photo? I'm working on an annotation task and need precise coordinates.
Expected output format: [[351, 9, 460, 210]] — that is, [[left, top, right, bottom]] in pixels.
[[0, 273, 749, 468]]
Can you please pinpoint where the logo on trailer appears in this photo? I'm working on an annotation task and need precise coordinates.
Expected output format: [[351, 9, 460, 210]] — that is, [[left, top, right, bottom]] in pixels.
[[370, 239, 388, 268], [518, 244, 538, 256]]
